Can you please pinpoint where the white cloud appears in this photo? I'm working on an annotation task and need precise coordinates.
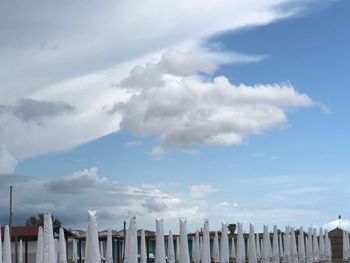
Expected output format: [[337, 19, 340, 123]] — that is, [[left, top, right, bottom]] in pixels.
[[324, 219, 350, 231], [0, 1, 316, 170], [121, 64, 313, 148], [190, 184, 218, 198]]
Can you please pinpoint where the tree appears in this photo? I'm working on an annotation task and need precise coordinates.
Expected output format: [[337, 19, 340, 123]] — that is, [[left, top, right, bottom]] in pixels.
[[25, 213, 62, 229]]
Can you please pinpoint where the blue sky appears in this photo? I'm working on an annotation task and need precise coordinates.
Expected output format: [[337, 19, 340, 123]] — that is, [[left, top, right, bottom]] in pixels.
[[0, 0, 349, 231]]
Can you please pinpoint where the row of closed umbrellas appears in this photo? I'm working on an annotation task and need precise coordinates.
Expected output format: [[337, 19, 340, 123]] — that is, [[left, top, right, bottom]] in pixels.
[[2, 211, 350, 263]]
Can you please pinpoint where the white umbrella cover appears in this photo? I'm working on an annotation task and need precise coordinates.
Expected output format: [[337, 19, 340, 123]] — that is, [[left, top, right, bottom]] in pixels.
[[36, 226, 44, 263], [312, 228, 319, 262], [179, 218, 190, 263], [193, 231, 200, 263], [284, 227, 291, 263], [298, 227, 305, 263], [220, 223, 229, 263], [279, 233, 284, 259], [84, 210, 101, 263], [19, 239, 23, 263], [127, 217, 137, 263], [306, 228, 313, 263], [58, 227, 67, 263], [3, 225, 12, 263], [176, 236, 180, 261], [290, 228, 298, 263], [167, 231, 175, 263], [231, 237, 236, 259], [262, 225, 270, 263], [106, 228, 113, 263], [248, 224, 257, 263], [213, 232, 220, 263], [72, 239, 78, 263], [272, 225, 279, 263], [202, 219, 211, 263], [236, 223, 245, 263], [256, 235, 260, 260], [318, 228, 325, 261], [156, 218, 166, 263], [140, 229, 147, 263], [43, 211, 56, 263]]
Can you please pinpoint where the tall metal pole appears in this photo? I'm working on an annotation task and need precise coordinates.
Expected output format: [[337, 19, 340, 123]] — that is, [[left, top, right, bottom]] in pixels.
[[9, 186, 13, 236]]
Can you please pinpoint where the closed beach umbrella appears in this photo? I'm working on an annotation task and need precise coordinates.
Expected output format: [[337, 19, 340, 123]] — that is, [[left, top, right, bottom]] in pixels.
[[220, 223, 229, 263], [318, 228, 325, 261], [306, 228, 313, 263], [179, 218, 190, 263], [343, 231, 348, 261], [236, 223, 245, 263], [140, 229, 147, 263], [279, 233, 284, 259], [256, 234, 260, 260], [127, 217, 137, 263], [43, 211, 56, 263], [85, 210, 101, 263], [19, 239, 24, 263], [272, 225, 279, 263], [176, 236, 180, 261], [298, 227, 305, 263], [324, 230, 331, 262], [72, 239, 78, 263], [262, 225, 270, 263], [156, 218, 166, 263], [290, 228, 298, 263], [193, 231, 200, 263], [58, 227, 67, 263], [3, 225, 12, 263], [213, 231, 219, 263], [202, 219, 211, 263], [106, 228, 113, 263], [312, 228, 319, 262], [284, 227, 291, 263], [167, 231, 175, 263], [36, 226, 44, 263], [248, 224, 257, 263], [231, 237, 236, 259]]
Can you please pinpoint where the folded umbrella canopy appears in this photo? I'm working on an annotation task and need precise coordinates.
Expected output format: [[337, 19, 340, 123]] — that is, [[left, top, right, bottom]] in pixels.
[[312, 228, 319, 262], [141, 229, 147, 263], [202, 219, 211, 263], [156, 218, 166, 263], [272, 225, 279, 263], [284, 226, 291, 263], [58, 227, 67, 263], [343, 231, 349, 261], [18, 239, 23, 263], [3, 225, 11, 263], [106, 228, 113, 263], [127, 217, 137, 263], [36, 226, 44, 263], [298, 227, 305, 263], [193, 231, 200, 263], [290, 228, 298, 263], [255, 234, 260, 261], [220, 223, 230, 263], [248, 224, 257, 263], [279, 233, 284, 259], [306, 228, 313, 263], [213, 231, 220, 263], [231, 237, 236, 259], [72, 239, 78, 263], [176, 236, 180, 261], [167, 231, 175, 263], [84, 210, 101, 263], [179, 218, 190, 263], [236, 223, 245, 263], [324, 230, 331, 262], [43, 211, 56, 263], [262, 225, 270, 263], [318, 228, 325, 262]]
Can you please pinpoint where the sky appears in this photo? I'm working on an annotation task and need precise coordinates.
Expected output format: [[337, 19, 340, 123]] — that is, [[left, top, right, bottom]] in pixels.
[[0, 0, 349, 232]]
